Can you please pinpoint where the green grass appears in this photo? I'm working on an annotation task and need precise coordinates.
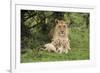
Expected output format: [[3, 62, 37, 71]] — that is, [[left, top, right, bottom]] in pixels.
[[21, 28, 89, 63]]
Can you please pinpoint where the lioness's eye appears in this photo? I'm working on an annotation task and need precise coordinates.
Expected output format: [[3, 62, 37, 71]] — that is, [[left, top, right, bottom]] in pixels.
[[63, 25, 66, 28], [59, 25, 61, 28]]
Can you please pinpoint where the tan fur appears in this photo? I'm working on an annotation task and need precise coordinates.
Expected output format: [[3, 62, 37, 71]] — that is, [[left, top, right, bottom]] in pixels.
[[50, 20, 71, 53], [44, 43, 57, 53], [52, 20, 69, 40]]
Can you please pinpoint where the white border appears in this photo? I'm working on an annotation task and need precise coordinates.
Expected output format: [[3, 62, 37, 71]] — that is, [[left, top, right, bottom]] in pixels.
[[11, 3, 96, 73]]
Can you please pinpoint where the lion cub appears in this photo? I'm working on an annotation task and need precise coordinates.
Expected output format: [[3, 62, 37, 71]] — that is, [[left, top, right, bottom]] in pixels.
[[43, 43, 57, 53]]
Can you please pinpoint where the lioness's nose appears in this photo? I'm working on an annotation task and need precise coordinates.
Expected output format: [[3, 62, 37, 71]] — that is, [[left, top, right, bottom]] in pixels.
[[61, 31, 64, 34]]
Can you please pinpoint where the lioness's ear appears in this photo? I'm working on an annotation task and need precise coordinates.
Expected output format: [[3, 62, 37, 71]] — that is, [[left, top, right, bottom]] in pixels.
[[65, 22, 69, 27], [55, 19, 59, 24]]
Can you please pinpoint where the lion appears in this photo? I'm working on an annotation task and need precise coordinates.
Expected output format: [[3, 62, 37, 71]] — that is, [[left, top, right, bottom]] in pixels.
[[49, 19, 71, 54]]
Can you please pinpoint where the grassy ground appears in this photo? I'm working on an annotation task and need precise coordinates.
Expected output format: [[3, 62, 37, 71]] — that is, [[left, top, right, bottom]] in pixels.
[[21, 28, 89, 63]]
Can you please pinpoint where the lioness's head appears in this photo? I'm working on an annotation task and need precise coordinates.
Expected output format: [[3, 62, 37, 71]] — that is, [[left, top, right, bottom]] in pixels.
[[55, 20, 68, 37]]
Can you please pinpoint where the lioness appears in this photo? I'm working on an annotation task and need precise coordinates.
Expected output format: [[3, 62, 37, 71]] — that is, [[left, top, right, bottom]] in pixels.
[[49, 19, 71, 53]]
